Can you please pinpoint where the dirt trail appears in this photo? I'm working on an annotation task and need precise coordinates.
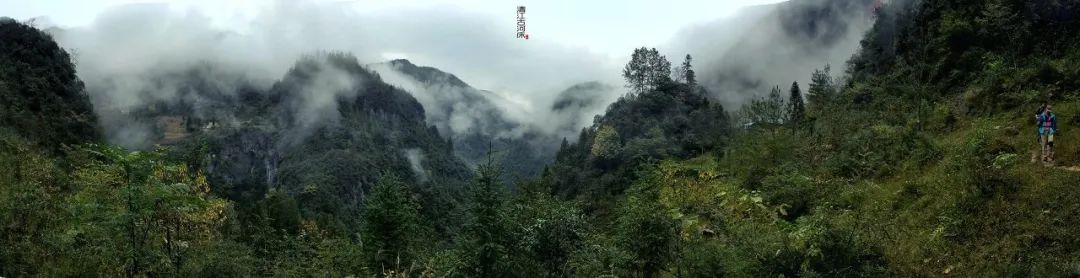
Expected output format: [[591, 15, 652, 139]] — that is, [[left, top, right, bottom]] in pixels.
[[1030, 149, 1079, 171], [1057, 166, 1080, 172]]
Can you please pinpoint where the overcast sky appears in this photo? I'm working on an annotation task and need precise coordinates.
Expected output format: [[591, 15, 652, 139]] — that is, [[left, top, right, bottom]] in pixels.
[[5, 0, 785, 58]]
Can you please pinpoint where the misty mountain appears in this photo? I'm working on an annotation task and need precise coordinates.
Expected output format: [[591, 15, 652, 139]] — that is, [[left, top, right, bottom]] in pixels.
[[369, 59, 566, 178], [367, 59, 517, 140], [90, 64, 266, 148], [7, 1, 1080, 276], [552, 82, 610, 111], [672, 0, 877, 108], [545, 80, 730, 206], [711, 0, 874, 99], [85, 53, 475, 234], [551, 81, 617, 136]]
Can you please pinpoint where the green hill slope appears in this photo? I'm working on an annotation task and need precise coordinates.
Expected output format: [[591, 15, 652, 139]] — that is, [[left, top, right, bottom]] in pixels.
[[554, 0, 1080, 276]]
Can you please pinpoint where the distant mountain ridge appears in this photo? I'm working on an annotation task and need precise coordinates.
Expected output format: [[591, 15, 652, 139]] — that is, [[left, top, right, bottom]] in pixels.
[[384, 59, 471, 88], [368, 59, 514, 138], [83, 53, 475, 235], [369, 59, 614, 178]]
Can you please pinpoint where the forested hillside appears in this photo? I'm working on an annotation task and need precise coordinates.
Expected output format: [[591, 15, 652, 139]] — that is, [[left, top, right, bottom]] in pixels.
[[0, 17, 98, 151], [537, 0, 1080, 276], [368, 59, 556, 178], [3, 0, 1080, 276], [544, 49, 730, 212], [1, 18, 478, 275]]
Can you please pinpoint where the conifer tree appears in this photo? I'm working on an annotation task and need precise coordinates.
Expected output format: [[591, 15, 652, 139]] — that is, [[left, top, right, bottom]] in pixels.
[[463, 154, 513, 276], [682, 54, 696, 88], [787, 81, 806, 124], [361, 173, 420, 270]]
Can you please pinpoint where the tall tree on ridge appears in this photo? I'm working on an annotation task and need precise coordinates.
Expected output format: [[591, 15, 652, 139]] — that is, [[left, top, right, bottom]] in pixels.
[[682, 54, 696, 89], [623, 47, 672, 95], [787, 81, 806, 124]]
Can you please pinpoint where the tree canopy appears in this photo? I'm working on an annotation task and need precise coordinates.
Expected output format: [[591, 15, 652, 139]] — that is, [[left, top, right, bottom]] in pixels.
[[622, 47, 673, 95]]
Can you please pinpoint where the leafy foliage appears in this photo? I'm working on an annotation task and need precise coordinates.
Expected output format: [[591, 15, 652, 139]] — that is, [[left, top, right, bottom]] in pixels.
[[64, 144, 229, 276], [0, 133, 246, 276], [739, 85, 788, 127], [615, 168, 677, 276], [622, 47, 673, 95]]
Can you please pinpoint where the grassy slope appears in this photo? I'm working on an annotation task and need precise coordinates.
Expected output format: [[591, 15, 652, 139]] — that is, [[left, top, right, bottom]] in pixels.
[[635, 1, 1080, 275], [647, 87, 1080, 277]]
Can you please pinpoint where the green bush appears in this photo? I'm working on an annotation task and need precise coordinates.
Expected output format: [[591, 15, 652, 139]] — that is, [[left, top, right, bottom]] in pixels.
[[615, 176, 678, 276], [759, 171, 818, 221], [566, 234, 630, 277]]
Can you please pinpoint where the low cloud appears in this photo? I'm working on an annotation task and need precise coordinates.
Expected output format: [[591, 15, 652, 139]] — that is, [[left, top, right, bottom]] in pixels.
[[42, 0, 877, 149], [286, 58, 363, 130], [367, 61, 511, 137], [45, 0, 622, 147], [666, 0, 875, 109], [403, 148, 427, 182]]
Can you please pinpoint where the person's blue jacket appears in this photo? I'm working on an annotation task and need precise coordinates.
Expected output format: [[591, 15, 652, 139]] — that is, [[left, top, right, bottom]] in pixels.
[[1038, 112, 1057, 136]]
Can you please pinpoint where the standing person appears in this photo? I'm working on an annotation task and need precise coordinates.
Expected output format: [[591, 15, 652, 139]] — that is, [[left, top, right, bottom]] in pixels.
[[1037, 104, 1058, 164]]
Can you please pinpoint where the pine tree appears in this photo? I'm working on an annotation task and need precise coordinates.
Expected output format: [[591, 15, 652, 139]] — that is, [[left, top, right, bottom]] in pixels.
[[463, 154, 513, 276], [787, 81, 806, 124], [361, 173, 420, 271], [739, 85, 789, 128], [556, 137, 570, 160], [682, 54, 696, 89], [807, 65, 837, 115]]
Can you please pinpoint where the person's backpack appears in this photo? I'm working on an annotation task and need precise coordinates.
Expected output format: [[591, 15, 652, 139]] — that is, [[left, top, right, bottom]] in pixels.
[[1040, 112, 1059, 135]]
